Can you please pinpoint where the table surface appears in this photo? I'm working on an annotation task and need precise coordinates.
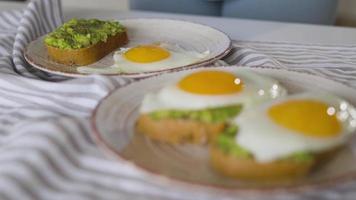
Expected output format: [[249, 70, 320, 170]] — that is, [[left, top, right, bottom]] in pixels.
[[2, 1, 356, 46]]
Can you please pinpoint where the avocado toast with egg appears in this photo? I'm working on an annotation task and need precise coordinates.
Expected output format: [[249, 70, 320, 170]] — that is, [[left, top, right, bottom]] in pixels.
[[136, 69, 287, 144], [210, 93, 356, 180], [211, 124, 316, 180]]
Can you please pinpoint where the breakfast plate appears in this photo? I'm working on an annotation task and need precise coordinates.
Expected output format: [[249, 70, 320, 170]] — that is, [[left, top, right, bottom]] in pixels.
[[24, 18, 231, 78], [91, 66, 356, 195]]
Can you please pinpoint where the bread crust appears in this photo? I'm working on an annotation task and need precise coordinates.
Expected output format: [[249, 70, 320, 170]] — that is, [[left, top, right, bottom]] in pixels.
[[210, 145, 315, 180], [135, 114, 226, 144], [46, 31, 128, 66]]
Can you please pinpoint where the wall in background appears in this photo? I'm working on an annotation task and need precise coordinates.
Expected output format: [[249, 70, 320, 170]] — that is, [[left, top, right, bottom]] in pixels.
[[62, 0, 128, 10], [62, 0, 356, 27]]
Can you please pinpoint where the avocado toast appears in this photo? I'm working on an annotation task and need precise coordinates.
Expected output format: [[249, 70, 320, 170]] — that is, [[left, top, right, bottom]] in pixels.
[[45, 18, 128, 66]]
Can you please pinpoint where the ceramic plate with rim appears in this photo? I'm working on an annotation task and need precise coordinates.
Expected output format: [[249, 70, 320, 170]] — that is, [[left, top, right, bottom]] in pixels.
[[91, 66, 356, 195], [24, 18, 231, 78]]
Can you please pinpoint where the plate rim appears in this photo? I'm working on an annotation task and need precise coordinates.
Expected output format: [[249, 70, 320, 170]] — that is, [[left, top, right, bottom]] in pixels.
[[91, 65, 356, 194], [24, 18, 232, 78]]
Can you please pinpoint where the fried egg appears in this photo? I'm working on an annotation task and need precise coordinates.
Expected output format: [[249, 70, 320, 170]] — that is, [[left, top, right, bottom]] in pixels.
[[140, 69, 287, 113], [77, 43, 209, 74], [235, 93, 356, 163]]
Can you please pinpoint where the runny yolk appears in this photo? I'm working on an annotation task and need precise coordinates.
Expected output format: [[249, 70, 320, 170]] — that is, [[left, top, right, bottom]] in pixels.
[[178, 70, 244, 95], [268, 100, 341, 138], [123, 45, 170, 63]]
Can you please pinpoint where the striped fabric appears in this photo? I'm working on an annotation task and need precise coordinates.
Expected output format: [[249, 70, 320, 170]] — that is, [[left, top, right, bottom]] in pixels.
[[0, 0, 356, 199]]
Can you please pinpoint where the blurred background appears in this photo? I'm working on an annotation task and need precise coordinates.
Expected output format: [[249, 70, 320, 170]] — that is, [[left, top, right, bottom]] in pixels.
[[2, 0, 356, 27]]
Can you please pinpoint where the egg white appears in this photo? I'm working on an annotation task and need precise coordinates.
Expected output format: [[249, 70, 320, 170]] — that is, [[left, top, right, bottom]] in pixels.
[[77, 43, 209, 74], [140, 69, 287, 113], [235, 92, 356, 163]]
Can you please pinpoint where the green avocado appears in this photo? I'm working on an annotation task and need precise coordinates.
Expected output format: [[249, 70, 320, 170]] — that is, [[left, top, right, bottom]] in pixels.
[[44, 18, 125, 49], [148, 104, 243, 123], [216, 125, 314, 162], [216, 125, 251, 158]]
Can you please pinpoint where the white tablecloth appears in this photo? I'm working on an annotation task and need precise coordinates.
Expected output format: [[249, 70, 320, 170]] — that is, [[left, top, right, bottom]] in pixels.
[[1, 0, 356, 199]]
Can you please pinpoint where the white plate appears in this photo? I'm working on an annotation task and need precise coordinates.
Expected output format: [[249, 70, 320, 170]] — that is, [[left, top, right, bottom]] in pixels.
[[91, 66, 356, 195], [24, 18, 232, 78]]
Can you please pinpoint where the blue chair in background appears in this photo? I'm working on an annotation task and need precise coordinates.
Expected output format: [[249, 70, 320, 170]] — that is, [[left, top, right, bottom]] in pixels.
[[222, 0, 338, 24], [129, 0, 338, 25]]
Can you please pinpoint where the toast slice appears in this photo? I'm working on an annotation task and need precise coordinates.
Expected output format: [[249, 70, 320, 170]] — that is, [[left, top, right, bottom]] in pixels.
[[136, 114, 226, 144], [210, 145, 314, 180], [210, 145, 339, 180], [46, 31, 128, 66]]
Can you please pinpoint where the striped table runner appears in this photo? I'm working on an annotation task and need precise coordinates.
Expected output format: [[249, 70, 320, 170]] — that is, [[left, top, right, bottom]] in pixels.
[[1, 0, 356, 199]]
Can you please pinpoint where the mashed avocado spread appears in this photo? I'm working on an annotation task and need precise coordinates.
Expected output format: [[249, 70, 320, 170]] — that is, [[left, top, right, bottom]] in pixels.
[[149, 104, 243, 123], [45, 18, 125, 49], [216, 125, 314, 162]]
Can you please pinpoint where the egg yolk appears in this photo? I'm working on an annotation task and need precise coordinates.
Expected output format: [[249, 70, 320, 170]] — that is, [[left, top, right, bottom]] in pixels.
[[123, 45, 170, 63], [268, 100, 341, 138], [178, 70, 244, 95]]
